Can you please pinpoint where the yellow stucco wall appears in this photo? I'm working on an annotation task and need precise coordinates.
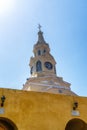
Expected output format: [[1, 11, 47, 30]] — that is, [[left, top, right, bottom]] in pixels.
[[0, 88, 87, 130]]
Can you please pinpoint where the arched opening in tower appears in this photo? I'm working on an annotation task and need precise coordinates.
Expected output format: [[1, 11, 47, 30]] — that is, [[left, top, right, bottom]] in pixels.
[[36, 60, 42, 72]]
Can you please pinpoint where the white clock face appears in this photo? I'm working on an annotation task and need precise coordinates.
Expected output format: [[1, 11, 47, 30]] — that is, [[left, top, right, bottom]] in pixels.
[[44, 62, 53, 70]]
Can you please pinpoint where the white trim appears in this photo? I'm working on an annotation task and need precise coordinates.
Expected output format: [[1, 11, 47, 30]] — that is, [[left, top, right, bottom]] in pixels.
[[28, 82, 70, 90]]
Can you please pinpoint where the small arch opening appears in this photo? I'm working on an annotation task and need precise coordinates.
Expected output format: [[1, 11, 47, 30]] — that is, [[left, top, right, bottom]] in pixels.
[[43, 49, 46, 54], [38, 50, 41, 55]]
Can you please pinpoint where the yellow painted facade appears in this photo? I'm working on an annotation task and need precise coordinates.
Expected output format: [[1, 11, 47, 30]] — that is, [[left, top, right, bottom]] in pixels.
[[0, 88, 87, 130]]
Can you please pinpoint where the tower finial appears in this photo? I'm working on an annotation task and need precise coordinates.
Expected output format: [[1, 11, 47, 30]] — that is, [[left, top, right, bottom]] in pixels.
[[37, 24, 46, 43], [38, 24, 42, 31]]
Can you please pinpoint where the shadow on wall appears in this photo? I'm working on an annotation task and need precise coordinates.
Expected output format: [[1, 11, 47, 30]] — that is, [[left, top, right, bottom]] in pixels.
[[65, 118, 87, 130]]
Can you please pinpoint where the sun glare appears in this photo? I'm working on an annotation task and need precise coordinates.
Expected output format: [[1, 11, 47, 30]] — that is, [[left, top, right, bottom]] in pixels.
[[0, 0, 15, 15]]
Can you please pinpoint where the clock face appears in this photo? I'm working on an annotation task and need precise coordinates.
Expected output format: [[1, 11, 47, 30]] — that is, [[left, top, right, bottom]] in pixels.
[[44, 62, 53, 70]]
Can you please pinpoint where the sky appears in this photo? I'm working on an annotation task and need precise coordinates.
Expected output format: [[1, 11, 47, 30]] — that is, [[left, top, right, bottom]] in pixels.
[[0, 0, 87, 96]]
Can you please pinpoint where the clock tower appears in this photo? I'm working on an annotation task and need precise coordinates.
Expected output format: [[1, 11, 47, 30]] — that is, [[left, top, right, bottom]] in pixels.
[[23, 26, 76, 95], [30, 25, 56, 78]]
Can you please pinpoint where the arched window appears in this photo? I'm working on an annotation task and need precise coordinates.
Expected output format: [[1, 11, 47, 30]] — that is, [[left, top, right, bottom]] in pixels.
[[38, 50, 41, 55], [36, 61, 42, 72], [43, 49, 46, 54]]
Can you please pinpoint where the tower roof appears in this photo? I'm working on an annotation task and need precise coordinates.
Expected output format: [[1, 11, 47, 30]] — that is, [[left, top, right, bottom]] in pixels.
[[37, 24, 46, 44], [34, 25, 50, 50]]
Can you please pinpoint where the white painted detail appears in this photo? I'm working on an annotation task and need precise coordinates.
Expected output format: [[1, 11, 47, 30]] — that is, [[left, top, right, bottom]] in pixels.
[[54, 82, 60, 85], [41, 81, 49, 83], [28, 82, 70, 90]]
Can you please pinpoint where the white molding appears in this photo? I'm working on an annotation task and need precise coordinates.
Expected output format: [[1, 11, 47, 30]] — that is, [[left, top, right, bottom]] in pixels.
[[28, 82, 70, 90]]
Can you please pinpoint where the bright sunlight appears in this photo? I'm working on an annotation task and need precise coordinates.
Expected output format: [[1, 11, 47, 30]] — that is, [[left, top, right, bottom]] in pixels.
[[0, 0, 15, 15]]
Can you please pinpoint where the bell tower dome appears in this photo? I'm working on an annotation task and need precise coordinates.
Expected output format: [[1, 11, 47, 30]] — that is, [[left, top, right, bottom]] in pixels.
[[23, 25, 76, 96]]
